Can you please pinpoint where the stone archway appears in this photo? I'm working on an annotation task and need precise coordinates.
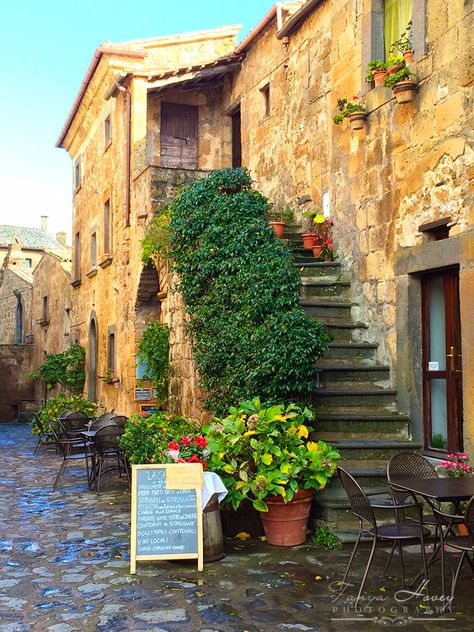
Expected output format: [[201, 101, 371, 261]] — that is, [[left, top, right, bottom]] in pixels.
[[88, 312, 98, 401]]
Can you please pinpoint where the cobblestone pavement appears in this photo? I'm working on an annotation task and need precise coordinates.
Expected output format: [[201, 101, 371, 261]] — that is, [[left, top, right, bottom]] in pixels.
[[0, 422, 473, 632]]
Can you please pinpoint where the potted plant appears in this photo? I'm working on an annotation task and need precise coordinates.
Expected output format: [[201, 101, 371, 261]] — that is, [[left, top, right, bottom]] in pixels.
[[391, 21, 414, 64], [333, 96, 367, 131], [366, 60, 388, 87], [384, 67, 417, 103], [386, 54, 405, 76], [205, 398, 340, 546], [99, 368, 120, 385], [266, 204, 293, 239], [301, 210, 325, 249]]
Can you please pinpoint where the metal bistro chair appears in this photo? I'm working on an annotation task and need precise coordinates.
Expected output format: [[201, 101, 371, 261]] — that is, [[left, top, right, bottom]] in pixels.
[[60, 411, 90, 433], [434, 495, 474, 609], [338, 466, 429, 606], [109, 415, 128, 430], [50, 424, 95, 490], [32, 412, 55, 456], [88, 416, 117, 432], [92, 425, 130, 493]]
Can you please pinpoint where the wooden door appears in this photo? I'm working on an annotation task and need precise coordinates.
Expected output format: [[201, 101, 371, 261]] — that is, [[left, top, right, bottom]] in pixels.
[[160, 102, 198, 169], [421, 268, 463, 453]]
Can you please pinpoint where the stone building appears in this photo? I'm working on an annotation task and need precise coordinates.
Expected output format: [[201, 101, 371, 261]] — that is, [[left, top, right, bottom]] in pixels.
[[57, 0, 473, 484], [31, 252, 73, 405], [0, 220, 69, 270]]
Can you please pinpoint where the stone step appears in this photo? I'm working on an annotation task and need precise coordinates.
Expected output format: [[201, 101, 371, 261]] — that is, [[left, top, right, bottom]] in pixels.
[[301, 299, 353, 318], [316, 364, 391, 383], [315, 412, 411, 438], [299, 280, 351, 299], [310, 386, 398, 408], [327, 439, 419, 462], [316, 319, 369, 342], [295, 261, 342, 277], [325, 341, 379, 360]]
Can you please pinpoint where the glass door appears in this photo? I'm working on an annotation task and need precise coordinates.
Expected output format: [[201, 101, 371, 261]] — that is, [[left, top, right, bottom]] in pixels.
[[421, 268, 463, 453]]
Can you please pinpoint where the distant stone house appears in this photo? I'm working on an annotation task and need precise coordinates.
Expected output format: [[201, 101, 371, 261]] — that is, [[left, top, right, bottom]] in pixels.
[[0, 221, 69, 271], [57, 0, 473, 472]]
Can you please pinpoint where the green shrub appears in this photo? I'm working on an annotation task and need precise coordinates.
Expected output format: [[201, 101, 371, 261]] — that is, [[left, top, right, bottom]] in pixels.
[[137, 322, 169, 402], [33, 393, 96, 435], [35, 344, 85, 393], [204, 398, 340, 511], [168, 168, 331, 413], [118, 411, 198, 464]]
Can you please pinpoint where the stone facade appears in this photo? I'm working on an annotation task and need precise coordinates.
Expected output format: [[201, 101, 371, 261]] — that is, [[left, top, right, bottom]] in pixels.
[[0, 344, 35, 421], [0, 263, 33, 345], [58, 1, 473, 451], [31, 253, 73, 405]]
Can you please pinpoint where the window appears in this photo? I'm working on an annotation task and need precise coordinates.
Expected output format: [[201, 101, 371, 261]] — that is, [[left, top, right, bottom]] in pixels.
[[107, 326, 116, 372], [104, 114, 112, 148], [24, 258, 32, 268], [384, 0, 413, 59], [74, 155, 82, 191], [90, 232, 97, 270], [103, 198, 112, 255], [260, 83, 271, 119], [42, 296, 48, 323], [15, 299, 23, 343], [73, 232, 81, 282]]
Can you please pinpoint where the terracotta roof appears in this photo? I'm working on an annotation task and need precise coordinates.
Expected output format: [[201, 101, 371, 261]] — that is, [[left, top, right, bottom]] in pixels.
[[147, 53, 243, 82], [0, 225, 67, 251]]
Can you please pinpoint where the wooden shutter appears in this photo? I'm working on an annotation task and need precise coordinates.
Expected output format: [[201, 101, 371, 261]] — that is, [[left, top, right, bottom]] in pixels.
[[160, 102, 198, 169]]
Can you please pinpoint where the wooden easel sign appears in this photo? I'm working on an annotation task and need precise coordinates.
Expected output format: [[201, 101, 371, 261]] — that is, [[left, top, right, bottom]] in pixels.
[[130, 463, 204, 574]]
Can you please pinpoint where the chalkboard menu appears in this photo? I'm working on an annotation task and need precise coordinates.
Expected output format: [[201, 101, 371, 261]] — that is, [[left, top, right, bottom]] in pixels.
[[130, 464, 203, 573]]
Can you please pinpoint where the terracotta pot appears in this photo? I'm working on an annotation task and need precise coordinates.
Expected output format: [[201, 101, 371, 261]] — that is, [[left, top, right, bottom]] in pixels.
[[392, 80, 417, 104], [259, 489, 314, 546], [372, 69, 387, 87], [268, 221, 285, 239], [403, 50, 414, 64], [312, 244, 324, 259], [347, 112, 366, 131], [301, 232, 316, 249]]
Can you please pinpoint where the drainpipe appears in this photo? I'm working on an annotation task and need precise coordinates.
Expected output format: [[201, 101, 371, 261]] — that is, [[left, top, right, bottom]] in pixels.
[[105, 74, 132, 227]]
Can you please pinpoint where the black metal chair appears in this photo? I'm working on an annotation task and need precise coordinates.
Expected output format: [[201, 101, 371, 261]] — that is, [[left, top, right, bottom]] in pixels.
[[109, 415, 128, 430], [92, 425, 130, 493], [88, 416, 117, 432], [50, 424, 95, 490], [338, 466, 429, 606], [60, 411, 90, 433], [437, 495, 474, 609]]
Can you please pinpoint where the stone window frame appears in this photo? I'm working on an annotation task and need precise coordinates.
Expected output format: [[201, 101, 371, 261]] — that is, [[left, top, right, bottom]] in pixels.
[[103, 105, 113, 151], [361, 0, 427, 95], [100, 189, 113, 268], [259, 82, 271, 120], [73, 154, 82, 193], [87, 226, 98, 278], [72, 231, 81, 287]]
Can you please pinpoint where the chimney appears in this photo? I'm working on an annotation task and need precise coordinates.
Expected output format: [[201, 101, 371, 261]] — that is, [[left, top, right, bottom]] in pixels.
[[56, 231, 67, 247], [40, 215, 48, 233]]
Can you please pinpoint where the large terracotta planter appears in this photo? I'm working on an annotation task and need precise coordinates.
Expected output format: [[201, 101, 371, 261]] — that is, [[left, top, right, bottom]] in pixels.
[[259, 489, 314, 546], [302, 232, 316, 249], [392, 80, 417, 104], [372, 69, 387, 87], [268, 221, 285, 238]]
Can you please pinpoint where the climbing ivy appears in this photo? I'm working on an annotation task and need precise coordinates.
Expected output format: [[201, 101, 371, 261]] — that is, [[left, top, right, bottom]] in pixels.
[[33, 344, 86, 393], [137, 322, 170, 402], [167, 168, 331, 413]]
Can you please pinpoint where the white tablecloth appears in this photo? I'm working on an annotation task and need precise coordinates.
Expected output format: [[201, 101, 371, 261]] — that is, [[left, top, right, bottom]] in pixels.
[[202, 471, 227, 511]]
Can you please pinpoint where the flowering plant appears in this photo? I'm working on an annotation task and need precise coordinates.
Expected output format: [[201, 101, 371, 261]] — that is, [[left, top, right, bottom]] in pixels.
[[438, 453, 474, 478], [205, 398, 340, 511], [333, 96, 366, 124], [167, 435, 208, 469]]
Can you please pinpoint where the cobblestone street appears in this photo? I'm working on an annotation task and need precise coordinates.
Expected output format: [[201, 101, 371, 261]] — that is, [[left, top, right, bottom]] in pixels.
[[0, 422, 472, 631]]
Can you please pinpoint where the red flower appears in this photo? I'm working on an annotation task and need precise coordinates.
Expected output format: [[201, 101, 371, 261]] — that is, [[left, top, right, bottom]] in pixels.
[[193, 436, 207, 448], [181, 436, 191, 446], [168, 441, 180, 451]]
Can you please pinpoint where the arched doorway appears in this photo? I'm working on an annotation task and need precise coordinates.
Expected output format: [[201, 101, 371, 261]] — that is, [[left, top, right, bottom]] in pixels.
[[88, 313, 98, 401]]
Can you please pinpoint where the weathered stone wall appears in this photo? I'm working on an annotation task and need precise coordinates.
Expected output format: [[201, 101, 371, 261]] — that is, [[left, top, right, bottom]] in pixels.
[[0, 268, 33, 344], [0, 344, 34, 421], [31, 253, 73, 406]]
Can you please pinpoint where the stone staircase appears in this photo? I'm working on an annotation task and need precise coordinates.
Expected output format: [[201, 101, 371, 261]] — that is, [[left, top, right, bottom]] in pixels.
[[285, 223, 420, 535]]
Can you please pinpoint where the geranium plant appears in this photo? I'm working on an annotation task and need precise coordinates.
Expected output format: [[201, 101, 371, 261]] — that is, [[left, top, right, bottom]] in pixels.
[[438, 453, 474, 478], [167, 435, 208, 469], [205, 398, 340, 511], [333, 96, 366, 124]]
